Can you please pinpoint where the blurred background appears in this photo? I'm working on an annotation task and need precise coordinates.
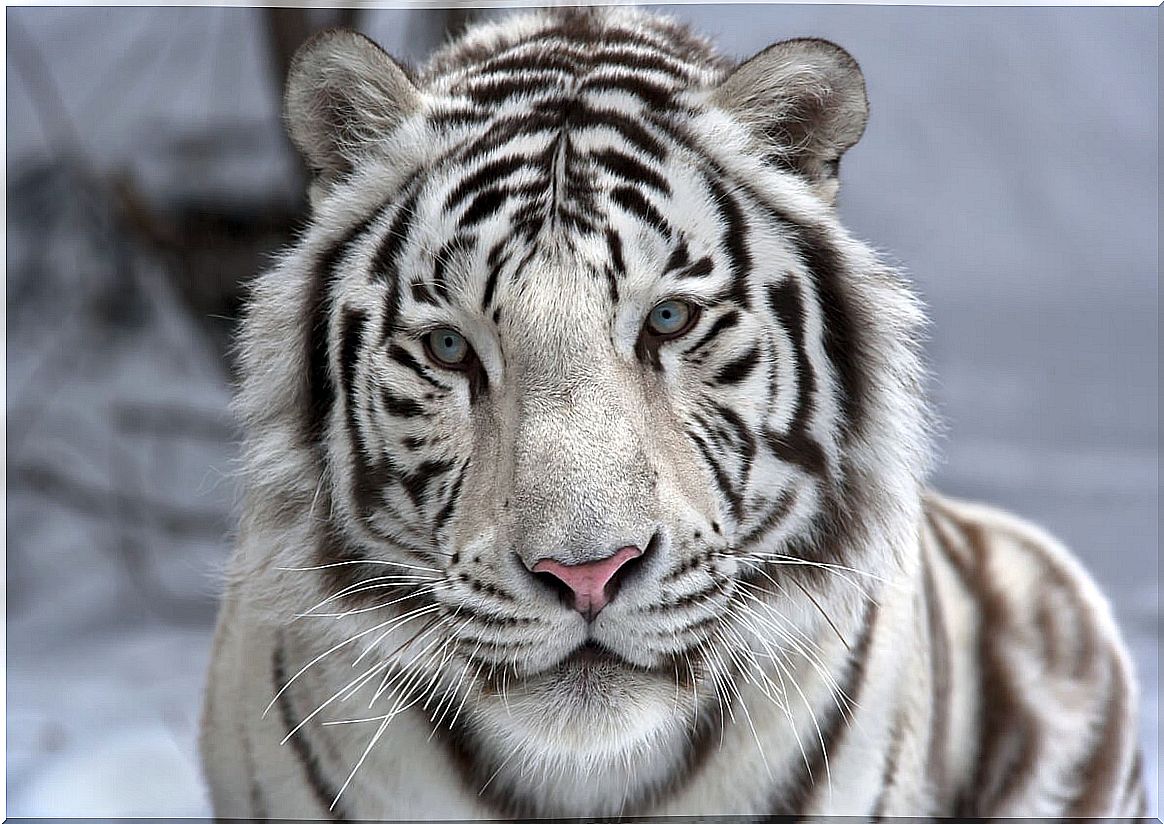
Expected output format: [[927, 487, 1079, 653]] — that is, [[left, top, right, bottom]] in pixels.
[[5, 3, 1158, 815]]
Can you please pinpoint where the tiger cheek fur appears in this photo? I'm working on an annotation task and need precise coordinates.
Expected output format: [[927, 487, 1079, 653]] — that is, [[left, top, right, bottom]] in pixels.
[[199, 8, 1147, 821]]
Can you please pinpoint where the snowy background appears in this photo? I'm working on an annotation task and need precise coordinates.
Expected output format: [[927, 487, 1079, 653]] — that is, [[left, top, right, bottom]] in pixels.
[[5, 4, 1158, 816]]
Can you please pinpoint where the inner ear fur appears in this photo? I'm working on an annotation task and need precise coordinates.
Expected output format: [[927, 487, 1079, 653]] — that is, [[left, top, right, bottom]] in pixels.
[[284, 29, 420, 188], [712, 38, 868, 203]]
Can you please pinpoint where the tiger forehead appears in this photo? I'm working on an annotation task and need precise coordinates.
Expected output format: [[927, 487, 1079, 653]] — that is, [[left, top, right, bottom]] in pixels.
[[423, 8, 730, 89], [389, 11, 738, 310], [409, 223, 635, 332]]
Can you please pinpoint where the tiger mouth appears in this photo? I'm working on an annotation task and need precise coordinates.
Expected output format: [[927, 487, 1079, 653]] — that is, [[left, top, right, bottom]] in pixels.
[[560, 639, 626, 669]]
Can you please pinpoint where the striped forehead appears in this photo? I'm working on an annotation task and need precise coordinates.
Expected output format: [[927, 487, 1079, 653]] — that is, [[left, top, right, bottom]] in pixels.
[[411, 15, 724, 244], [366, 126, 776, 332], [339, 15, 801, 336], [421, 89, 696, 243]]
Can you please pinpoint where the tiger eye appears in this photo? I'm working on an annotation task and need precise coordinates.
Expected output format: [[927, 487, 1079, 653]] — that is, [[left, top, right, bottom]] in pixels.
[[646, 299, 698, 339], [425, 327, 470, 368]]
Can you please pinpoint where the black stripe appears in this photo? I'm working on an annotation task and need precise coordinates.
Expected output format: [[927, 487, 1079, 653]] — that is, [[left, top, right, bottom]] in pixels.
[[682, 310, 740, 357], [1121, 750, 1147, 815], [459, 186, 509, 228], [604, 267, 620, 304], [1067, 646, 1134, 815], [337, 308, 368, 443], [445, 154, 531, 210], [922, 543, 952, 804], [870, 707, 909, 816], [610, 184, 671, 237], [240, 716, 270, 818], [763, 277, 829, 478], [432, 234, 473, 298], [410, 281, 440, 306], [703, 172, 752, 309], [709, 401, 757, 469], [761, 211, 869, 436], [688, 429, 744, 522], [302, 214, 381, 448], [432, 460, 468, 534], [605, 228, 626, 275], [733, 487, 797, 551], [766, 278, 817, 434], [763, 428, 827, 479], [580, 74, 676, 109], [373, 190, 423, 347], [466, 73, 569, 105], [481, 242, 508, 311], [381, 388, 425, 418], [675, 255, 713, 280], [712, 346, 760, 386], [428, 105, 489, 130], [480, 51, 580, 76], [273, 636, 348, 819], [371, 191, 419, 291], [388, 344, 447, 390], [943, 515, 1038, 815], [663, 239, 690, 272], [400, 458, 457, 509], [457, 111, 561, 165], [590, 148, 671, 195], [545, 101, 666, 160], [591, 46, 693, 80]]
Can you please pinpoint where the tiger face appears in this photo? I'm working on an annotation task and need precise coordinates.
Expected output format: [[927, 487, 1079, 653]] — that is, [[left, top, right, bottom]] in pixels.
[[242, 7, 930, 798]]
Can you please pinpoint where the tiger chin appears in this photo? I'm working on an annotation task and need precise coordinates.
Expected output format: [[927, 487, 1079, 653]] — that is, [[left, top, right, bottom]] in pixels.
[[199, 7, 1147, 820]]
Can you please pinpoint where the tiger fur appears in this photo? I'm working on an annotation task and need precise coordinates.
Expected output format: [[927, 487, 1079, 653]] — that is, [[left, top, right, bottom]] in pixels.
[[199, 8, 1146, 818]]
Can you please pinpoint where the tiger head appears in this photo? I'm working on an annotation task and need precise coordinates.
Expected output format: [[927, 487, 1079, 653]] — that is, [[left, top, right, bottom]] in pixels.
[[237, 7, 931, 809]]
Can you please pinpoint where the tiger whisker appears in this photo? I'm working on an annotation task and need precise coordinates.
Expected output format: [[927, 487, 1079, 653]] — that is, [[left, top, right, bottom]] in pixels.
[[370, 615, 457, 703], [731, 550, 895, 588], [701, 583, 813, 778], [352, 604, 445, 667], [736, 566, 853, 652], [731, 587, 856, 717], [306, 470, 327, 523], [264, 611, 434, 719], [735, 578, 833, 660], [728, 594, 854, 728], [769, 641, 832, 796], [419, 615, 474, 717], [297, 582, 448, 620], [478, 742, 522, 796], [710, 628, 773, 779], [332, 705, 395, 807], [732, 585, 846, 690], [761, 640, 813, 779], [449, 658, 485, 731], [432, 632, 485, 733], [716, 619, 791, 712], [683, 652, 700, 734], [281, 657, 394, 745], [277, 559, 439, 574]]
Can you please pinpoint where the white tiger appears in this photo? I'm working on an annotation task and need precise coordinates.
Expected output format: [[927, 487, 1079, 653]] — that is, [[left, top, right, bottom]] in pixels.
[[199, 8, 1146, 818]]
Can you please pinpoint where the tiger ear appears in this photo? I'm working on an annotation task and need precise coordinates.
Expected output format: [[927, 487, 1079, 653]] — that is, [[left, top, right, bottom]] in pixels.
[[712, 38, 868, 204], [284, 29, 420, 194]]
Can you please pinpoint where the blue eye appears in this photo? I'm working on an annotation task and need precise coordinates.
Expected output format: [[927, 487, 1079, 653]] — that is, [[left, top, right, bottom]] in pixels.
[[646, 299, 697, 338], [425, 327, 470, 368]]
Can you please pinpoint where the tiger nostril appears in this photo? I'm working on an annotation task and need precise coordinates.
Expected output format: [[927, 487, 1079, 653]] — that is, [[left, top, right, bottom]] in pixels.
[[533, 569, 576, 609], [530, 543, 648, 620]]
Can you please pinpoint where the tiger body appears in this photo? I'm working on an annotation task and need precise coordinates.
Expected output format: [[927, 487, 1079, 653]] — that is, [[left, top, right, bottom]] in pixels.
[[200, 9, 1145, 818]]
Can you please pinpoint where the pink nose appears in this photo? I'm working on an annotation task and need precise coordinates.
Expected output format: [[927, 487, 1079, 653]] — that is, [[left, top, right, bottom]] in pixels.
[[533, 545, 643, 619]]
